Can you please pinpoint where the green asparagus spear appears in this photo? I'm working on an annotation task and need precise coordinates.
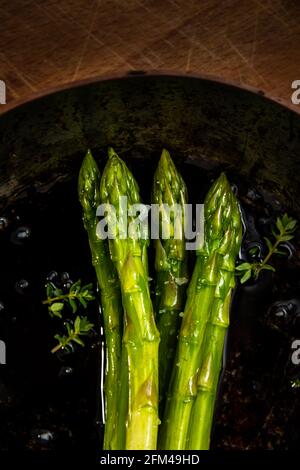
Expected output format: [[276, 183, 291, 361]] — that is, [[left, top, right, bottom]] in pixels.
[[100, 147, 160, 450], [152, 149, 188, 409], [187, 180, 242, 449], [159, 173, 242, 450], [78, 150, 124, 450]]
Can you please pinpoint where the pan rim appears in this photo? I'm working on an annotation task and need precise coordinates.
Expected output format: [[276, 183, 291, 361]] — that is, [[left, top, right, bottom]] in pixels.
[[0, 69, 298, 118]]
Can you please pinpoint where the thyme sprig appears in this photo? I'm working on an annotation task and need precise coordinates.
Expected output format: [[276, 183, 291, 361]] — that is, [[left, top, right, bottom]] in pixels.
[[43, 279, 94, 318], [43, 278, 95, 353], [237, 213, 297, 284], [51, 316, 94, 354]]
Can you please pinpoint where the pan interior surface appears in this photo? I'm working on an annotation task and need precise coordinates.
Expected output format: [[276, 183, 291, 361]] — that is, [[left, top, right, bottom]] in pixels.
[[0, 75, 299, 452]]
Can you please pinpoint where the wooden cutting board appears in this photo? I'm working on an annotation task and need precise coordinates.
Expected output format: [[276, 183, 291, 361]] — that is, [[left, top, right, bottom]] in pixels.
[[1, 0, 300, 113]]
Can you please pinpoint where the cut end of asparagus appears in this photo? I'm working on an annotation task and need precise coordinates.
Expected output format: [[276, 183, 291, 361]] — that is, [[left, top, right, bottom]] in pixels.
[[78, 149, 101, 226]]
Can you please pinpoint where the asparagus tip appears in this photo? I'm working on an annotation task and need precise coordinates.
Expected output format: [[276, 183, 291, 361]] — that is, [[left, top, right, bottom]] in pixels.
[[160, 148, 171, 163], [79, 148, 98, 176], [78, 149, 101, 224], [85, 147, 93, 159], [218, 171, 229, 185], [108, 146, 118, 159]]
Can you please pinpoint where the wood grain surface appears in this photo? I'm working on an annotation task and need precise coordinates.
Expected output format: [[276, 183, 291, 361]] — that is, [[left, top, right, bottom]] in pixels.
[[1, 0, 300, 113]]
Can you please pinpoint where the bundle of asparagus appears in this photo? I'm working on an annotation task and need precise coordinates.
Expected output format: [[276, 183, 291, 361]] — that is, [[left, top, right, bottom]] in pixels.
[[159, 173, 242, 450], [187, 174, 242, 449], [78, 148, 242, 451]]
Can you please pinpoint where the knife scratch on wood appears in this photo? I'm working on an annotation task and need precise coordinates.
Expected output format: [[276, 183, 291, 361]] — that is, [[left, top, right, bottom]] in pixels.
[[72, 0, 100, 80]]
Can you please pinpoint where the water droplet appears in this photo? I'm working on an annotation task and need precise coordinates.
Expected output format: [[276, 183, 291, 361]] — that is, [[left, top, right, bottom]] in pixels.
[[0, 217, 8, 231], [247, 188, 262, 202], [63, 281, 72, 290], [251, 380, 262, 392], [268, 299, 300, 325], [231, 184, 238, 195], [56, 343, 75, 361], [251, 379, 268, 399], [244, 241, 265, 262], [183, 397, 192, 404], [15, 279, 29, 294], [38, 430, 54, 442], [258, 216, 271, 228], [278, 242, 295, 260], [46, 271, 58, 282], [10, 226, 31, 245], [13, 212, 21, 222], [61, 272, 70, 282], [31, 428, 55, 445], [90, 339, 101, 349], [58, 366, 74, 377]]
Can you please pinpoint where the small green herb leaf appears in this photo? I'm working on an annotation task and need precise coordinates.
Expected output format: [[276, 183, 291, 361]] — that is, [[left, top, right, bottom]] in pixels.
[[79, 316, 94, 333], [261, 264, 275, 272], [49, 302, 64, 318], [280, 234, 295, 242], [240, 270, 252, 284], [70, 279, 81, 294], [78, 296, 87, 308], [69, 298, 77, 313], [275, 249, 287, 256], [73, 336, 85, 347], [276, 217, 284, 233], [74, 316, 81, 334], [236, 262, 252, 271], [46, 282, 55, 298], [65, 322, 72, 336], [264, 237, 273, 251]]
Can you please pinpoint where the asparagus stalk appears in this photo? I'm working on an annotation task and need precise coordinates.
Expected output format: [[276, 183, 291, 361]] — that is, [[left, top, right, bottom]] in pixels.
[[114, 343, 129, 450], [78, 150, 124, 450], [159, 173, 242, 450], [152, 149, 188, 409], [186, 294, 230, 449], [100, 147, 160, 450], [187, 181, 242, 449]]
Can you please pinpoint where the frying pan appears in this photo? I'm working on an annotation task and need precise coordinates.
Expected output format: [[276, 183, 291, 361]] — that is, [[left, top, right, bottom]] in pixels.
[[0, 74, 299, 452]]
